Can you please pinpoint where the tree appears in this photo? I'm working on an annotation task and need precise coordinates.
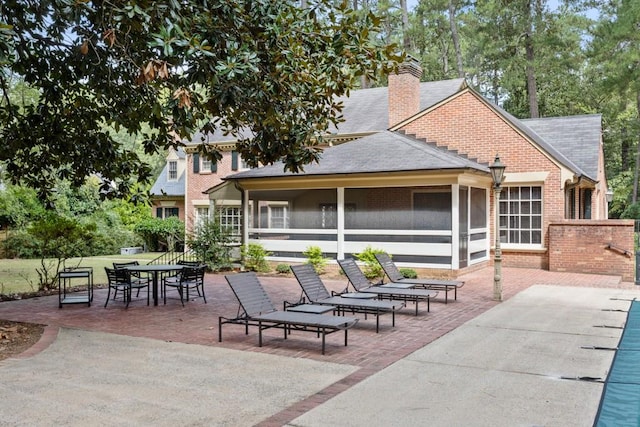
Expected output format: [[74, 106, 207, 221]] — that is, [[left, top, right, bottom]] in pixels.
[[589, 0, 640, 208], [0, 1, 398, 203]]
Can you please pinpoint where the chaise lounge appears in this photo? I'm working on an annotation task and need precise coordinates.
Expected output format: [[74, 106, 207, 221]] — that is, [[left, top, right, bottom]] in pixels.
[[374, 253, 464, 303], [337, 258, 439, 315], [290, 264, 404, 333], [220, 272, 358, 355]]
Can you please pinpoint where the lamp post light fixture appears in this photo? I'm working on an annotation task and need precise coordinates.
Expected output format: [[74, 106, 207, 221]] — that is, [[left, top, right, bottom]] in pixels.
[[489, 155, 506, 302]]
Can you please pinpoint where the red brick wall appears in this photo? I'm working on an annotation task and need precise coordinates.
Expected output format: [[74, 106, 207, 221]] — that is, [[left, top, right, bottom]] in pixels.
[[401, 90, 566, 269], [185, 151, 232, 231], [548, 220, 634, 281]]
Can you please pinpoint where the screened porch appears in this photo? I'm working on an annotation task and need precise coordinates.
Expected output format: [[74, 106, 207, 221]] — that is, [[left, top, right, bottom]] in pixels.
[[243, 185, 490, 270]]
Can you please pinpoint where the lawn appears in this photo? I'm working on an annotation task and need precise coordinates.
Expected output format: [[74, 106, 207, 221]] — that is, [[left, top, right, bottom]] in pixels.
[[0, 253, 164, 294]]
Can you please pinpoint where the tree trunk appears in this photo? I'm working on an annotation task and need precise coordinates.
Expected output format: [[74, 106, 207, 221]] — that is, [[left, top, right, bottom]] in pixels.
[[448, 0, 465, 78], [525, 0, 539, 118], [634, 91, 640, 204], [400, 0, 411, 52]]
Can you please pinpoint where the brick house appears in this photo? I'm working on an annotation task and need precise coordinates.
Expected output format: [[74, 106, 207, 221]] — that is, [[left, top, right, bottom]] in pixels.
[[151, 58, 623, 276]]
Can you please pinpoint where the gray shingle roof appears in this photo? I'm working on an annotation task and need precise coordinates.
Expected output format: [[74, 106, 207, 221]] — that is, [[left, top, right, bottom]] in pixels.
[[329, 79, 465, 133], [187, 79, 465, 143], [522, 114, 602, 180], [225, 131, 487, 180], [475, 91, 599, 181], [150, 147, 186, 196]]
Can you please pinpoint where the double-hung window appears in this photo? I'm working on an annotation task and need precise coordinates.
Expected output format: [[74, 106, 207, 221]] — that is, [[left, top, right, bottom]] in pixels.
[[499, 186, 542, 246], [195, 207, 209, 229], [269, 205, 289, 229], [168, 161, 178, 181]]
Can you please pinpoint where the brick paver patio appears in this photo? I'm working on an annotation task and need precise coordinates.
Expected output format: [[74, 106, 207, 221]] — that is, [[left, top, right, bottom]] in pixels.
[[0, 266, 635, 426]]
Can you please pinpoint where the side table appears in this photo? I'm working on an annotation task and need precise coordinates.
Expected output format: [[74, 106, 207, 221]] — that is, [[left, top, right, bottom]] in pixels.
[[58, 267, 93, 308]]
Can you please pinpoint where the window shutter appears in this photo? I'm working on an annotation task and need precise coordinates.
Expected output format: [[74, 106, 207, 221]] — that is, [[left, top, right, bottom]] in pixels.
[[156, 207, 163, 218], [231, 151, 238, 171], [211, 161, 217, 172], [193, 153, 200, 173]]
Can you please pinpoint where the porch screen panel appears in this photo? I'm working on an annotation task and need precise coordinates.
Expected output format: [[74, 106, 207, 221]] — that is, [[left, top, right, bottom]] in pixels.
[[248, 189, 338, 259], [344, 187, 416, 230], [344, 187, 453, 266], [470, 188, 486, 228]]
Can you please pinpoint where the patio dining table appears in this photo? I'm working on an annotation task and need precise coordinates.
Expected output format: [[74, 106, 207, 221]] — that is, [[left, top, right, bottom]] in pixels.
[[124, 264, 184, 306]]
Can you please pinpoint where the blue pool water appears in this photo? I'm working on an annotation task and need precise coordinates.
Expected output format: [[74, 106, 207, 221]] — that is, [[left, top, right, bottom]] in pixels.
[[594, 300, 640, 426]]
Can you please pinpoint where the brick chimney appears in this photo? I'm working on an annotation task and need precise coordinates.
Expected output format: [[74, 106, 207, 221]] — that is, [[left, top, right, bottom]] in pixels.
[[388, 56, 423, 127]]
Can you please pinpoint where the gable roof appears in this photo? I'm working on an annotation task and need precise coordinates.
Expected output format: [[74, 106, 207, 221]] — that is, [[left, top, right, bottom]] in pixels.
[[489, 102, 596, 181], [522, 114, 602, 181], [329, 79, 465, 134], [225, 130, 488, 180], [150, 147, 186, 197], [456, 88, 599, 182], [188, 79, 466, 143]]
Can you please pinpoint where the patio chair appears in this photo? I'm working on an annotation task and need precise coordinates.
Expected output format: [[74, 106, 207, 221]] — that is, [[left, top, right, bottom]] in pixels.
[[374, 253, 464, 303], [113, 261, 150, 298], [337, 258, 439, 315], [290, 264, 403, 333], [220, 272, 358, 354], [163, 265, 206, 306], [104, 267, 150, 308]]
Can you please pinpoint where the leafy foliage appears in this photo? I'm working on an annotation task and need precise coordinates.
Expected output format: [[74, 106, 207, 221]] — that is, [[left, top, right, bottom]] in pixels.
[[0, 184, 45, 228], [355, 246, 385, 280], [0, 1, 398, 202], [276, 264, 291, 274], [134, 216, 184, 251], [303, 245, 329, 274], [186, 218, 234, 272], [399, 268, 417, 279], [241, 243, 271, 273]]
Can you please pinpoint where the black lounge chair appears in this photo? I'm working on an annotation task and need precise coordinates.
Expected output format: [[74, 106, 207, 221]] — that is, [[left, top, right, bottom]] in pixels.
[[337, 258, 438, 315], [220, 272, 358, 354], [290, 264, 404, 333], [374, 253, 464, 303]]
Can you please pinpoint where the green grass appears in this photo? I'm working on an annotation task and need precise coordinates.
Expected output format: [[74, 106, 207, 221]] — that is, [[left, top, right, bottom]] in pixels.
[[0, 253, 164, 294]]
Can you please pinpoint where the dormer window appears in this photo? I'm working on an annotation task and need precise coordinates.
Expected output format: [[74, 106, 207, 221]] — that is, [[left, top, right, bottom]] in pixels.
[[168, 161, 178, 181]]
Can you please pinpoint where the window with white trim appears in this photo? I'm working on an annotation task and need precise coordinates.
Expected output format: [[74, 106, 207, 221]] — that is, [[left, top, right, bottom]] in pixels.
[[218, 206, 242, 236], [168, 161, 178, 181], [499, 186, 542, 245], [194, 207, 209, 229], [201, 158, 212, 172], [156, 207, 179, 219], [269, 205, 289, 229]]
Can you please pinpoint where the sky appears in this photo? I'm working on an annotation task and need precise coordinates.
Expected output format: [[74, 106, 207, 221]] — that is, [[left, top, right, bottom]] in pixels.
[[405, 0, 599, 19]]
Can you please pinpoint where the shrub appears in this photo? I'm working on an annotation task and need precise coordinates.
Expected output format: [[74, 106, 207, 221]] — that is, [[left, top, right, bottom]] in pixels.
[[134, 216, 184, 251], [187, 218, 234, 271], [399, 268, 417, 279], [303, 245, 328, 274], [355, 246, 385, 280], [241, 243, 271, 272], [276, 264, 291, 274]]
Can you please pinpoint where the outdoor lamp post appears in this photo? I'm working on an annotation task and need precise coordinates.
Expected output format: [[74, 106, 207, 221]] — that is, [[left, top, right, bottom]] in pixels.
[[489, 155, 506, 302]]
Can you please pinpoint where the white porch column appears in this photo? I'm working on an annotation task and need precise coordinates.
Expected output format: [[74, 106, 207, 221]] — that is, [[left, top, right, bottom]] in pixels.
[[242, 189, 249, 247], [451, 184, 460, 270], [337, 187, 345, 260]]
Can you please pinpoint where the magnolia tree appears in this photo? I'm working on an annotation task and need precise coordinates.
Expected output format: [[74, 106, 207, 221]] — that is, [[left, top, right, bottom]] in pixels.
[[0, 1, 399, 203]]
